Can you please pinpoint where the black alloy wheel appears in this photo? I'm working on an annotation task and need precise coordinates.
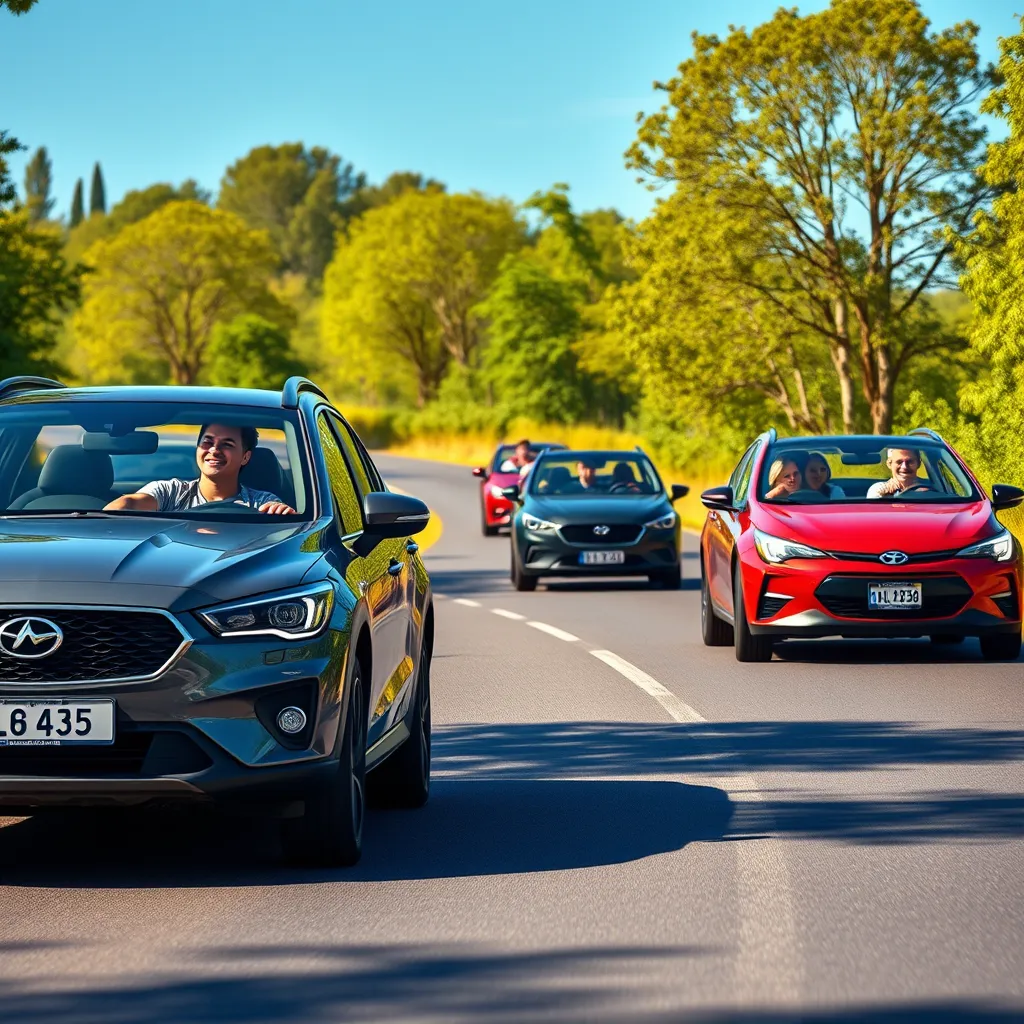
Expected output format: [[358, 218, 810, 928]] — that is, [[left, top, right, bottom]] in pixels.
[[368, 636, 432, 808], [511, 547, 538, 592], [979, 632, 1022, 662], [281, 657, 367, 867], [701, 563, 733, 647], [733, 562, 774, 663]]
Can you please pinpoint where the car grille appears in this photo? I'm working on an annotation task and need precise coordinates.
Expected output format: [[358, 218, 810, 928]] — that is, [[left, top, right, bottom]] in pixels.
[[827, 548, 960, 565], [758, 594, 791, 619], [814, 575, 972, 620], [0, 609, 187, 684], [0, 729, 212, 778], [559, 524, 643, 545]]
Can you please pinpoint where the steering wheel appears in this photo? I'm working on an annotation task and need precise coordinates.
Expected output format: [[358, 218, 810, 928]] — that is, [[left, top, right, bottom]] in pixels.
[[609, 481, 640, 494], [896, 484, 935, 497], [786, 488, 825, 503], [189, 498, 264, 515]]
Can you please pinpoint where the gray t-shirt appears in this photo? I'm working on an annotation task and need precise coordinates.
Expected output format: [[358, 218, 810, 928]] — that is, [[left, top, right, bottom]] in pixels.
[[139, 478, 283, 512]]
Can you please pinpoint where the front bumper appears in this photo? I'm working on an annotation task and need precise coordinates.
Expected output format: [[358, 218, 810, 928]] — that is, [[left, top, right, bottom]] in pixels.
[[484, 492, 514, 526], [516, 525, 680, 577]]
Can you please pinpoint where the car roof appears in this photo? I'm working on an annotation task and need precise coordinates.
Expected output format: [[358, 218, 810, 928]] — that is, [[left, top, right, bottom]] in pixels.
[[494, 441, 567, 451], [0, 385, 290, 409], [771, 434, 948, 448], [533, 449, 651, 460]]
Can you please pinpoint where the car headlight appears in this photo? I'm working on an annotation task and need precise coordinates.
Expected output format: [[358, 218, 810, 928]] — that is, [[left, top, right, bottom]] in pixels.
[[523, 514, 557, 531], [956, 528, 1015, 562], [489, 485, 507, 499], [199, 582, 334, 639], [644, 512, 677, 530], [754, 528, 828, 564]]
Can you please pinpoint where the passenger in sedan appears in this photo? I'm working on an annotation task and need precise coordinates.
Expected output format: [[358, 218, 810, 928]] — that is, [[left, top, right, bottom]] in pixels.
[[104, 424, 296, 514], [867, 448, 923, 498], [571, 459, 603, 492], [804, 452, 846, 499], [765, 458, 803, 499]]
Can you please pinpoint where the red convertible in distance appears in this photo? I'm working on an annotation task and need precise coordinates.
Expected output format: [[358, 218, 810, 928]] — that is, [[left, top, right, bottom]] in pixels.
[[472, 442, 567, 536]]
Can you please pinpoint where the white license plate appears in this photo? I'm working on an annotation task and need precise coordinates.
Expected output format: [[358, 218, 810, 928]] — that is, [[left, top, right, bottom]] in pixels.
[[868, 583, 923, 609], [580, 550, 626, 565], [0, 699, 115, 746]]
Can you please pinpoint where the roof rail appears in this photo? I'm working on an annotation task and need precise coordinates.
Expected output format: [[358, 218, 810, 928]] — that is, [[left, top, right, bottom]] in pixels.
[[908, 427, 943, 442], [282, 376, 328, 410], [0, 376, 67, 402]]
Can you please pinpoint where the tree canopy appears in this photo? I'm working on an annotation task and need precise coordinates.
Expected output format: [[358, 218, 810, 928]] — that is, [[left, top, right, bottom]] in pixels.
[[23, 146, 54, 222], [74, 201, 288, 385], [204, 314, 302, 390]]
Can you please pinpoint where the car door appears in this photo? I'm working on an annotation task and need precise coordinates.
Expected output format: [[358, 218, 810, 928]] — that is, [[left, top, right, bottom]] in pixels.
[[326, 413, 414, 743], [708, 444, 757, 615]]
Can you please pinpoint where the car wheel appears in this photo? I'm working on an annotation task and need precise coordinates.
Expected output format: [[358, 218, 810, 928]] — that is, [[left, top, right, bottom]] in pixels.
[[979, 632, 1022, 662], [649, 561, 682, 589], [368, 636, 431, 809], [701, 565, 733, 647], [511, 548, 538, 592], [281, 656, 367, 867], [733, 562, 773, 663], [930, 634, 964, 645], [481, 505, 499, 537]]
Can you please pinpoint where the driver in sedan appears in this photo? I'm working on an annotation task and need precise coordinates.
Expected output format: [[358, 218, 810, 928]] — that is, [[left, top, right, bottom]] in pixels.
[[867, 448, 924, 499], [104, 424, 296, 514]]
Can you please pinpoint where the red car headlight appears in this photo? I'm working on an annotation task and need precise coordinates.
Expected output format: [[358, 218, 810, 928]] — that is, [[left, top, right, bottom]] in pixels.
[[754, 528, 829, 564]]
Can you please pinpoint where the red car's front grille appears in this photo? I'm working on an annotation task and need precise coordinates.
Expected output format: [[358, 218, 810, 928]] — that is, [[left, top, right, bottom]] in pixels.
[[814, 574, 973, 620]]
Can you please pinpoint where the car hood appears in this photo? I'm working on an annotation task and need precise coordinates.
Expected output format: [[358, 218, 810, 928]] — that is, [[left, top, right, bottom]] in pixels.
[[753, 500, 997, 552], [0, 516, 330, 608], [524, 494, 671, 524]]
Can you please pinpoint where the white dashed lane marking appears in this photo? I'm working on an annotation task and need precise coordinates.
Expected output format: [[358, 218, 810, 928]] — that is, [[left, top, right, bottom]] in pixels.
[[526, 621, 579, 642], [453, 598, 481, 608], [491, 608, 526, 621], [589, 649, 704, 724]]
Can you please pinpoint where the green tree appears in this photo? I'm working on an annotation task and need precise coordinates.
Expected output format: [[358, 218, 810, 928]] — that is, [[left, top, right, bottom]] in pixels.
[[69, 178, 84, 227], [347, 171, 445, 218], [321, 190, 522, 403], [627, 0, 991, 433], [204, 314, 303, 390], [23, 146, 54, 222], [1, 1, 38, 13], [218, 143, 364, 280], [89, 162, 105, 215], [0, 133, 79, 377], [74, 201, 289, 385]]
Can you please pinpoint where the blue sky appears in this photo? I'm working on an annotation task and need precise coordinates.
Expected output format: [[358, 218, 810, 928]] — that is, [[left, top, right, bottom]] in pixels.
[[2, 0, 1020, 223]]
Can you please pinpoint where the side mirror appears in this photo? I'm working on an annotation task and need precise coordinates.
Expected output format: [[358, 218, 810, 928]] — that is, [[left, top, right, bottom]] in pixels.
[[361, 491, 430, 538], [700, 485, 735, 511], [670, 484, 689, 503], [991, 483, 1024, 512], [501, 485, 521, 501], [472, 466, 487, 478]]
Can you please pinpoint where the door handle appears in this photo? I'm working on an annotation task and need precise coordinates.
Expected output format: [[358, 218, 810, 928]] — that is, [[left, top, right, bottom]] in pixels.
[[388, 560, 404, 577], [405, 541, 419, 554]]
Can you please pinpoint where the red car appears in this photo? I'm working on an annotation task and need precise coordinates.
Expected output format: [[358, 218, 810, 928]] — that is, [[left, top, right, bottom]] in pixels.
[[473, 442, 567, 536], [700, 429, 1024, 663]]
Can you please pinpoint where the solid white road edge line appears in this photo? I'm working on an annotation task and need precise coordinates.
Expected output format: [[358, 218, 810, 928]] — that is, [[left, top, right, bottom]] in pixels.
[[492, 608, 526, 621], [588, 647, 801, 1002], [526, 621, 579, 642], [453, 598, 481, 607]]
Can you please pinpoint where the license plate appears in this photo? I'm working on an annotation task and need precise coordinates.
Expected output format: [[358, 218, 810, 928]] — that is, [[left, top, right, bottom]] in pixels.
[[580, 550, 626, 565], [868, 583, 923, 609], [0, 699, 115, 746]]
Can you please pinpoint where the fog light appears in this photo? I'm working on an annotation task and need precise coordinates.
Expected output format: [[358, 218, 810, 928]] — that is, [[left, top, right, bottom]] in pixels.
[[276, 706, 307, 735]]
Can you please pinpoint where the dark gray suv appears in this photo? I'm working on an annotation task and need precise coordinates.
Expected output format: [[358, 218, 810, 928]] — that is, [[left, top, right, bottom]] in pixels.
[[0, 375, 434, 866]]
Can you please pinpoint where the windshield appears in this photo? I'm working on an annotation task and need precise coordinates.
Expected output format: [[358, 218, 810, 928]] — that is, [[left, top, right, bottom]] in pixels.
[[528, 453, 662, 497], [494, 442, 565, 473], [0, 402, 312, 520], [757, 438, 979, 504]]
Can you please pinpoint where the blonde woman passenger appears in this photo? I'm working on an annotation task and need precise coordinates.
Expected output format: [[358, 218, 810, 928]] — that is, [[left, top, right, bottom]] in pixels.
[[765, 457, 803, 500]]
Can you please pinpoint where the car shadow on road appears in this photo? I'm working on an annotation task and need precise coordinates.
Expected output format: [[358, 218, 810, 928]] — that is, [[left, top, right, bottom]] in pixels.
[[772, 637, 1023, 664], [0, 776, 730, 888], [429, 566, 700, 597]]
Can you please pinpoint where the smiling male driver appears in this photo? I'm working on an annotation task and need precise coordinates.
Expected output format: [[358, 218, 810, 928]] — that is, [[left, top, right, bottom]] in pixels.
[[866, 448, 923, 499], [104, 424, 295, 514]]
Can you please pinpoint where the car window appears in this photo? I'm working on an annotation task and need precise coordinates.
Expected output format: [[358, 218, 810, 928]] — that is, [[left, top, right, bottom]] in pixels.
[[528, 454, 661, 496], [731, 444, 758, 505], [331, 414, 384, 492], [316, 413, 363, 534]]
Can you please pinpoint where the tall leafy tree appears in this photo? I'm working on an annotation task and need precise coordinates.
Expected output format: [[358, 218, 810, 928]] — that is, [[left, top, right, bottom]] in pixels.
[[89, 162, 106, 215], [347, 171, 445, 218], [0, 131, 19, 206], [74, 201, 289, 385], [69, 178, 84, 227], [218, 144, 364, 280], [627, 0, 991, 433], [204, 314, 303, 390], [23, 146, 54, 222], [1, 1, 38, 12]]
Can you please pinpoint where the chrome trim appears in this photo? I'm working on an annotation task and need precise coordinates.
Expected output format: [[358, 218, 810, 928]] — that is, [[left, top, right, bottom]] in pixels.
[[197, 581, 334, 640], [555, 525, 646, 548], [0, 605, 193, 689], [763, 592, 793, 601]]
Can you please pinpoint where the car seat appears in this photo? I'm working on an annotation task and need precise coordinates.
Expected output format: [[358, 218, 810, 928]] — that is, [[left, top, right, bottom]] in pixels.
[[241, 447, 294, 508], [9, 446, 116, 510], [545, 466, 573, 493]]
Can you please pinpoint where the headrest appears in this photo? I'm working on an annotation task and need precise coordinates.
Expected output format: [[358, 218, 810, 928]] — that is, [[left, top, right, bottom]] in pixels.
[[241, 446, 284, 496], [612, 462, 637, 482], [546, 466, 572, 489], [38, 446, 114, 495]]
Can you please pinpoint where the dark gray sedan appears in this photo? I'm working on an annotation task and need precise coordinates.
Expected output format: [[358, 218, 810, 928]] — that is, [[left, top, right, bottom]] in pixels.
[[508, 450, 689, 591]]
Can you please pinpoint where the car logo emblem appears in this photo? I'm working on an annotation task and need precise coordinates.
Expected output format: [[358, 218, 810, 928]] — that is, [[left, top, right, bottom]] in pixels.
[[593, 525, 611, 536], [0, 617, 64, 659], [879, 550, 910, 566]]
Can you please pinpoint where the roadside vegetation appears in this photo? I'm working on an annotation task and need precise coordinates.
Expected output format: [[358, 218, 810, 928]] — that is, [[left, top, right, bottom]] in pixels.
[[1, 0, 1023, 538]]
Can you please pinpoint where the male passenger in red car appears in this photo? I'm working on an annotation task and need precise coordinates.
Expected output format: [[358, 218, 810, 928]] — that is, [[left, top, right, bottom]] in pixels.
[[866, 449, 923, 499], [104, 424, 296, 514]]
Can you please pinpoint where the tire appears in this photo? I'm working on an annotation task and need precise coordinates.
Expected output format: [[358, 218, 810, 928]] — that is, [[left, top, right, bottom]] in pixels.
[[979, 632, 1022, 662], [701, 565, 733, 647], [368, 637, 432, 809], [281, 657, 367, 867], [649, 561, 681, 589], [930, 634, 964, 646], [733, 562, 774, 663], [511, 548, 538, 592]]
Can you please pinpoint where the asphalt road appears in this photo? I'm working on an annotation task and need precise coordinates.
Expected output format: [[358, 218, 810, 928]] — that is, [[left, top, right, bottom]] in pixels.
[[1, 452, 1023, 1023]]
